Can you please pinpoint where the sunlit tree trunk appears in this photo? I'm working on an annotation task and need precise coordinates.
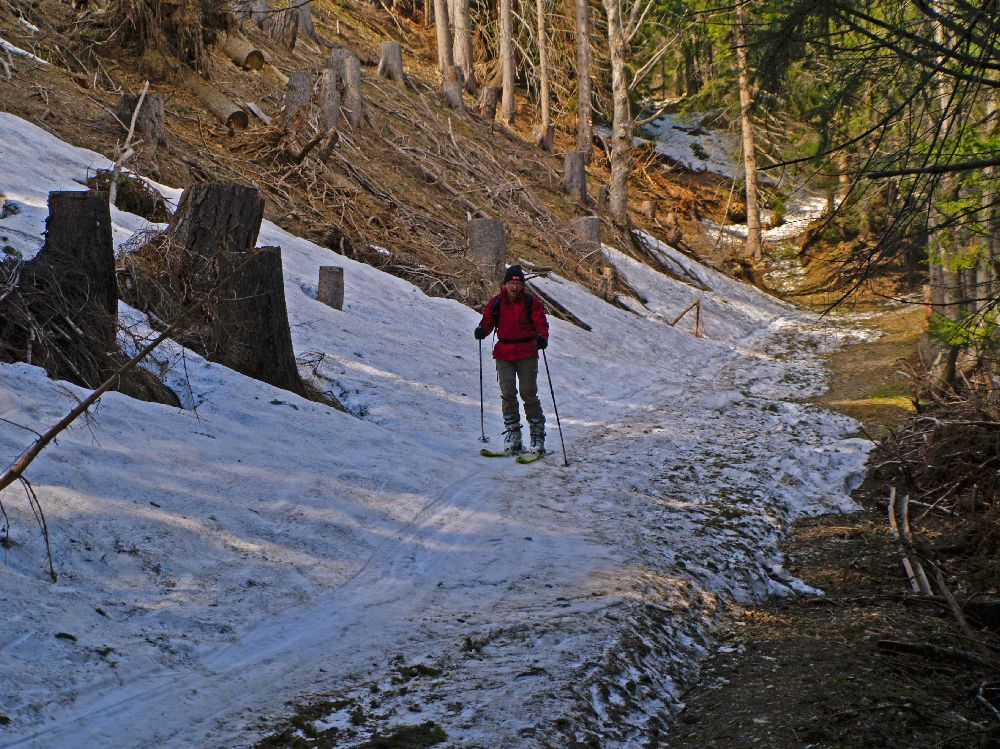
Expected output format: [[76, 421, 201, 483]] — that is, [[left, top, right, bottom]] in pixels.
[[734, 0, 762, 262], [535, 0, 552, 149], [452, 0, 477, 92], [433, 0, 453, 75], [500, 0, 516, 122], [574, 0, 592, 157], [603, 0, 630, 219]]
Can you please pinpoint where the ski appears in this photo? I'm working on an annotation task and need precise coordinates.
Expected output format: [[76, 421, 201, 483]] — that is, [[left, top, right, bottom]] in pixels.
[[480, 448, 519, 458], [515, 450, 546, 464]]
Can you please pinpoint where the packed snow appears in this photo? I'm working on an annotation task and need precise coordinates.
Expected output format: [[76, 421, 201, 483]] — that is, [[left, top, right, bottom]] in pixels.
[[0, 113, 871, 747]]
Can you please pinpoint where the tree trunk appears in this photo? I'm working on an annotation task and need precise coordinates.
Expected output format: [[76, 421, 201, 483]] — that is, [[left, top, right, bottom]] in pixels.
[[272, 3, 299, 49], [734, 1, 762, 262], [377, 41, 406, 84], [443, 65, 466, 110], [535, 0, 551, 149], [499, 0, 515, 123], [452, 0, 478, 93], [478, 84, 501, 121], [574, 0, 592, 159], [283, 70, 312, 132], [329, 49, 365, 127], [468, 218, 507, 291], [433, 0, 454, 75], [603, 0, 631, 219], [563, 151, 587, 201], [571, 215, 600, 252]]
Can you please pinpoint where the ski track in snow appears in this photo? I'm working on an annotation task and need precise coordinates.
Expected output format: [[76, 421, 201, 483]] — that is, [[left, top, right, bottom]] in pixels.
[[0, 113, 871, 747]]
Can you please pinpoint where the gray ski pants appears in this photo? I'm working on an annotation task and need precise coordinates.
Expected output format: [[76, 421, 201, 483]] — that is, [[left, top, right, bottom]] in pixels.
[[496, 357, 544, 432]]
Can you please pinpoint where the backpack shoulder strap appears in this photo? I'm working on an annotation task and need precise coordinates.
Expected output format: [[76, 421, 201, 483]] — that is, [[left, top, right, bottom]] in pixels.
[[490, 295, 501, 320]]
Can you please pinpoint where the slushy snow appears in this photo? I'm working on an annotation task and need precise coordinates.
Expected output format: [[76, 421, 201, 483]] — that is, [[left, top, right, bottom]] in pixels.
[[0, 113, 870, 747]]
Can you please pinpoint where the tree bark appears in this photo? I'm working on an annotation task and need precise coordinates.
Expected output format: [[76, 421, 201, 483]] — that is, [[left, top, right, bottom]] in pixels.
[[115, 92, 167, 150], [571, 215, 600, 258], [443, 65, 466, 110], [452, 0, 478, 93], [433, 0, 454, 75], [283, 70, 312, 132], [222, 33, 265, 71], [734, 1, 762, 262], [478, 84, 501, 121], [535, 0, 551, 149], [563, 151, 587, 201], [468, 218, 507, 290], [574, 0, 592, 159], [499, 0, 515, 123], [317, 266, 345, 310], [603, 0, 631, 219], [189, 76, 249, 131], [317, 67, 341, 132], [377, 41, 406, 84]]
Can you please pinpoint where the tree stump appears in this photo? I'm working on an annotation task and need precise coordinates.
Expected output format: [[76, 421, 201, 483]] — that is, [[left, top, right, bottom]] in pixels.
[[215, 246, 306, 395], [222, 33, 265, 70], [570, 215, 600, 249], [641, 199, 657, 221], [283, 70, 312, 132], [478, 84, 500, 122], [534, 124, 555, 153], [329, 49, 365, 127], [272, 4, 299, 49], [188, 76, 248, 131], [317, 68, 340, 133], [115, 92, 168, 150], [317, 266, 345, 310], [562, 151, 587, 201], [377, 41, 406, 84], [596, 185, 610, 210], [443, 65, 466, 111], [123, 183, 306, 396], [468, 218, 506, 290], [599, 266, 616, 301], [661, 211, 683, 248]]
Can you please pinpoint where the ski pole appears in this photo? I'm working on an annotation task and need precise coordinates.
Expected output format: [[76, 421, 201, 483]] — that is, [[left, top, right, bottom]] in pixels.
[[541, 349, 568, 466], [478, 338, 489, 443]]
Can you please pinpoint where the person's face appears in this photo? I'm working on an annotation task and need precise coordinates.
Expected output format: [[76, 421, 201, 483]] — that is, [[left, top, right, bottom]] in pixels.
[[505, 278, 524, 298]]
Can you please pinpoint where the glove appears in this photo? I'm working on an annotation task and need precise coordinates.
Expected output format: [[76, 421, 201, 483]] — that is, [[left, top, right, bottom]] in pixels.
[[536, 335, 548, 350], [474, 326, 487, 340]]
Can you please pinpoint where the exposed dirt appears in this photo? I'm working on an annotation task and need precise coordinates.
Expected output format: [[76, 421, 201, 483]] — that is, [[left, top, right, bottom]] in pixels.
[[666, 266, 1000, 747]]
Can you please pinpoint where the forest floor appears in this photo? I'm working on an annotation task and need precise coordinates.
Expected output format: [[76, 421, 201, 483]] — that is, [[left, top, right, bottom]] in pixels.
[[667, 261, 1000, 747]]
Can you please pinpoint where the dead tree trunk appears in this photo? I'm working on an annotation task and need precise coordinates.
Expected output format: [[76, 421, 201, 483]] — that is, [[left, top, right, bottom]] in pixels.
[[283, 70, 313, 132], [124, 183, 306, 396], [574, 0, 592, 160], [222, 33, 265, 70], [468, 218, 507, 290], [734, 1, 762, 262], [499, 0, 515, 123], [377, 41, 406, 84], [563, 151, 587, 201], [535, 0, 552, 151], [188, 76, 249, 131]]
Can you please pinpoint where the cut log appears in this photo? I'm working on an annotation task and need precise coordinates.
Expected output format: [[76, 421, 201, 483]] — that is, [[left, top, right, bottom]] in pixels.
[[377, 41, 406, 84], [570, 215, 600, 248], [525, 281, 592, 331], [468, 218, 506, 289], [317, 266, 345, 310], [115, 92, 167, 150], [443, 65, 465, 111], [562, 151, 587, 201], [283, 70, 312, 131], [189, 77, 249, 130], [317, 68, 340, 133], [222, 33, 265, 70], [478, 84, 500, 122], [266, 64, 289, 86]]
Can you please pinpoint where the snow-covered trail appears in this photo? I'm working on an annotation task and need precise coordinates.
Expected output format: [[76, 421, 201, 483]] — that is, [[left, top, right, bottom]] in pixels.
[[0, 113, 870, 748]]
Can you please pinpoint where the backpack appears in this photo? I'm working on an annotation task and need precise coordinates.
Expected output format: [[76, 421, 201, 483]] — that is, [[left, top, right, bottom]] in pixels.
[[491, 292, 535, 322]]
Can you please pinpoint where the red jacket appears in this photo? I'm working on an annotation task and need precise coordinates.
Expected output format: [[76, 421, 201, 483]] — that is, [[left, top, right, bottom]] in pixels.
[[479, 289, 549, 361]]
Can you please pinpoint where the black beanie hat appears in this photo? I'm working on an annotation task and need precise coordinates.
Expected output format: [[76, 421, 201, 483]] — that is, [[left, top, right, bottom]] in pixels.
[[503, 265, 525, 284]]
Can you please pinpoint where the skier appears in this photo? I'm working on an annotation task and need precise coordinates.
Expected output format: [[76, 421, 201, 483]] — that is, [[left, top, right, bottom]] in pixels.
[[474, 265, 549, 455]]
